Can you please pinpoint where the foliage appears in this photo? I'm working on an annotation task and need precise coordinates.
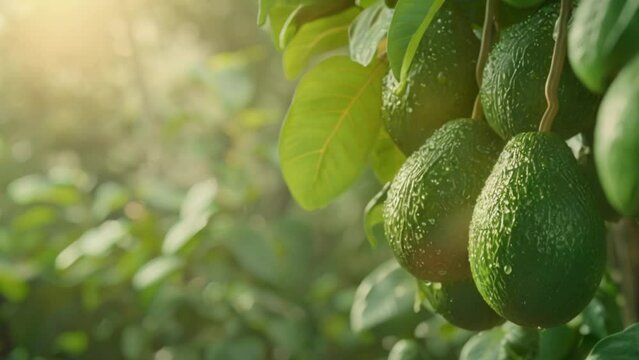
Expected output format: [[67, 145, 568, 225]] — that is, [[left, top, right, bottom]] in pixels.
[[260, 0, 639, 357]]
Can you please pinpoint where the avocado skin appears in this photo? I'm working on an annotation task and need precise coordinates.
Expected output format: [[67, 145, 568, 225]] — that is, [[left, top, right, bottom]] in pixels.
[[569, 0, 639, 93], [595, 55, 639, 217], [384, 118, 503, 282], [469, 132, 606, 328], [480, 3, 599, 140], [423, 279, 504, 331], [382, 3, 479, 155]]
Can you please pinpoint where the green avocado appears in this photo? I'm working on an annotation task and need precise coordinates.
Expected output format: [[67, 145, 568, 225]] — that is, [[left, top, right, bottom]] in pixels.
[[382, 3, 479, 155], [480, 3, 599, 140], [384, 118, 503, 282], [594, 55, 639, 217], [502, 0, 548, 9], [569, 0, 639, 93], [469, 132, 606, 328], [423, 279, 504, 331]]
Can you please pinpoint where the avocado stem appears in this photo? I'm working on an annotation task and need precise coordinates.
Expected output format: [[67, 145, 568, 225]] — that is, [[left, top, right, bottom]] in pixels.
[[472, 0, 498, 121], [538, 0, 571, 133]]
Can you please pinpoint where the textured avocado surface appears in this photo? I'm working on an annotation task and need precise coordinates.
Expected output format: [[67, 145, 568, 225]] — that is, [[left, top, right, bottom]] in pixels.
[[569, 0, 639, 93], [384, 118, 503, 282], [480, 3, 599, 140], [469, 132, 606, 328], [382, 3, 479, 155], [595, 55, 639, 216], [423, 278, 504, 331]]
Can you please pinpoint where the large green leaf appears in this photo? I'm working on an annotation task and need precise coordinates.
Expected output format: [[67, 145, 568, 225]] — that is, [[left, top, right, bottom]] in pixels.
[[279, 56, 386, 209], [349, 1, 393, 66], [350, 260, 416, 332], [363, 183, 389, 247], [283, 8, 360, 79], [387, 0, 445, 83], [587, 323, 639, 360]]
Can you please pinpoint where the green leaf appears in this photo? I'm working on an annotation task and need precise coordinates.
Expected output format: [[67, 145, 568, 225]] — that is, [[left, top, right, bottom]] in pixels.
[[56, 220, 129, 269], [460, 327, 505, 360], [279, 57, 386, 209], [55, 331, 88, 355], [371, 128, 405, 183], [499, 323, 539, 360], [258, 0, 275, 25], [132, 256, 183, 290], [180, 179, 218, 218], [587, 323, 639, 360], [92, 182, 130, 220], [350, 260, 416, 332], [349, 1, 393, 66], [537, 326, 578, 360], [363, 183, 390, 247], [0, 264, 28, 302], [388, 339, 422, 360], [8, 174, 81, 206], [162, 214, 208, 254], [284, 8, 359, 79], [356, 0, 379, 7], [387, 0, 445, 83]]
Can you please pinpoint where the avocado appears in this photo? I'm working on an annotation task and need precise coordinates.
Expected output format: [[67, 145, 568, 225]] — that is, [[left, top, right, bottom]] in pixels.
[[423, 278, 504, 331], [469, 132, 606, 328], [384, 118, 503, 282], [480, 3, 599, 140], [382, 3, 479, 155], [594, 55, 639, 217], [569, 0, 639, 93]]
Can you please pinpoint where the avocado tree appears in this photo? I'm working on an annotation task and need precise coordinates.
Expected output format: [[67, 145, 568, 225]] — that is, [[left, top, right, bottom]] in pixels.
[[259, 0, 639, 358]]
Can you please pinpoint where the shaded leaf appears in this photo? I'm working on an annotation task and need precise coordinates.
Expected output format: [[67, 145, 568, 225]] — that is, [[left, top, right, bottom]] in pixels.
[[460, 327, 505, 360], [388, 339, 422, 360], [279, 57, 386, 209], [284, 8, 359, 79], [349, 1, 393, 66], [350, 260, 416, 332], [371, 128, 405, 183], [587, 323, 639, 360], [363, 183, 389, 247]]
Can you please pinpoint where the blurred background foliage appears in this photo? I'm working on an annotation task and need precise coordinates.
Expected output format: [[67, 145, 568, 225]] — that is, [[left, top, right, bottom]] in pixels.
[[0, 0, 436, 358]]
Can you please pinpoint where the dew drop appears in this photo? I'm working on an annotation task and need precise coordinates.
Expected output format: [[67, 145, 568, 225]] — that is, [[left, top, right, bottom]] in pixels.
[[503, 265, 512, 275]]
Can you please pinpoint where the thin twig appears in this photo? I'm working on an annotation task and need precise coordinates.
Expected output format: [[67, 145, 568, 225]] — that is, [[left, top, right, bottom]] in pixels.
[[538, 0, 571, 133], [472, 0, 498, 121]]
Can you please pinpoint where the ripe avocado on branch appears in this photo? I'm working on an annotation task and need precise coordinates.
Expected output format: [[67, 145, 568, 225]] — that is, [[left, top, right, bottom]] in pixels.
[[480, 3, 599, 140], [383, 119, 503, 283], [422, 278, 504, 331], [594, 55, 639, 217], [382, 3, 479, 155], [469, 132, 606, 328]]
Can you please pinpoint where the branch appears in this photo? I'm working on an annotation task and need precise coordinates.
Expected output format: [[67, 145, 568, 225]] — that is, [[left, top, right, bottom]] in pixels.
[[538, 0, 571, 133], [472, 0, 498, 121]]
